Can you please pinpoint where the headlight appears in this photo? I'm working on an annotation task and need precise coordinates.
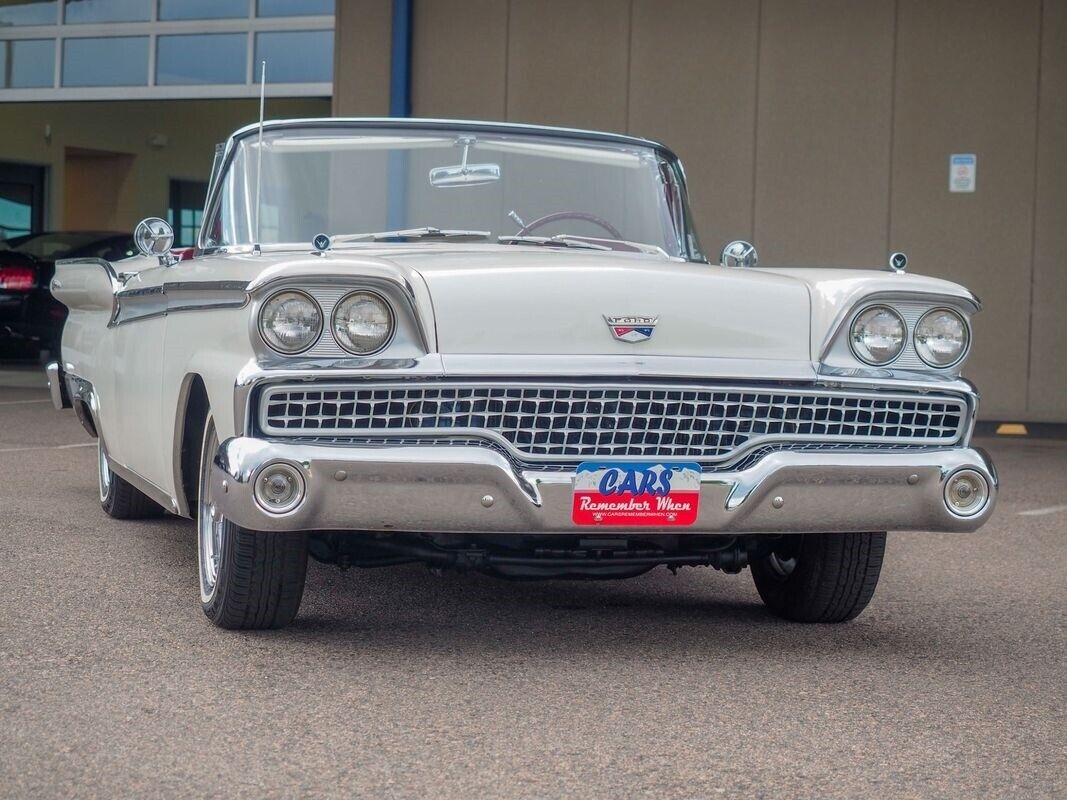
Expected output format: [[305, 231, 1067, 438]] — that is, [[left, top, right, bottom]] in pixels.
[[332, 290, 394, 354], [914, 308, 969, 367], [259, 290, 322, 354], [850, 305, 906, 365]]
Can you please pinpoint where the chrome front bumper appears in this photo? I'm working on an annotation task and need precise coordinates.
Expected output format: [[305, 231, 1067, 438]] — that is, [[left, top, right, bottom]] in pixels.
[[210, 438, 997, 534]]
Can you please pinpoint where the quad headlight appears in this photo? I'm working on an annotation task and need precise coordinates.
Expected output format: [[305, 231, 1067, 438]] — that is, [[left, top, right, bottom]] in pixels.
[[259, 290, 323, 354], [332, 290, 395, 354], [914, 308, 969, 367], [849, 305, 906, 365]]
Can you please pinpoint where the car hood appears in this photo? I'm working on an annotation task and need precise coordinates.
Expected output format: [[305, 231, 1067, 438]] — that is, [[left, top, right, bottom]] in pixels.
[[379, 248, 812, 362]]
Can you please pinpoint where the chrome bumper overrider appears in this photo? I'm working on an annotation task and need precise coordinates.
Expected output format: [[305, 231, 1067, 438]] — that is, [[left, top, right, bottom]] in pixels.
[[210, 439, 997, 534]]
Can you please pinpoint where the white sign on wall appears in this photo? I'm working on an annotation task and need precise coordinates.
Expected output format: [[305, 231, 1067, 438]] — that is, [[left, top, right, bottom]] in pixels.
[[950, 154, 977, 193]]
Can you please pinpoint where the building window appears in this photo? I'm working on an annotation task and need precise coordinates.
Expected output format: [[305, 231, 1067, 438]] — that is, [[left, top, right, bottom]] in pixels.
[[0, 0, 56, 27], [61, 36, 148, 86], [0, 1, 334, 99], [168, 179, 208, 248], [255, 29, 333, 83], [257, 0, 333, 17], [0, 162, 46, 243], [63, 0, 151, 24], [157, 33, 247, 85], [1, 39, 55, 88], [158, 0, 246, 21]]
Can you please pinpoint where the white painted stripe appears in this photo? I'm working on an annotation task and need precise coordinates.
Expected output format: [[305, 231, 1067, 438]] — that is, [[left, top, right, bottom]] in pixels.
[[1018, 505, 1067, 517], [0, 442, 95, 454], [0, 399, 50, 406]]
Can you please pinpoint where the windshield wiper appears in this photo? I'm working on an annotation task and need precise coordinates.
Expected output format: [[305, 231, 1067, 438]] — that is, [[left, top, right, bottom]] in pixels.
[[336, 226, 490, 243], [497, 235, 611, 251]]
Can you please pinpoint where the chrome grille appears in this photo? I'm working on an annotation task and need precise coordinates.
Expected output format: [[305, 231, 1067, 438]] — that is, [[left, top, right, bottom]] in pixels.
[[259, 381, 968, 463]]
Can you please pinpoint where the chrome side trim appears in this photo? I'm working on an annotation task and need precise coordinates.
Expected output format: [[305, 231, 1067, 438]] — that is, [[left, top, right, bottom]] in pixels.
[[112, 280, 249, 326]]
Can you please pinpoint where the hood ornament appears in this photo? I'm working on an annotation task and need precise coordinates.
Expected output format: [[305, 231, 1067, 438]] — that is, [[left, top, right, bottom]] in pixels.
[[605, 315, 658, 343], [888, 251, 908, 273]]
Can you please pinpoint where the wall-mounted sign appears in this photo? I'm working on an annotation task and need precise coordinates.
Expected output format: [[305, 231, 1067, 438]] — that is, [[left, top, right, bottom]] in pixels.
[[950, 154, 976, 193]]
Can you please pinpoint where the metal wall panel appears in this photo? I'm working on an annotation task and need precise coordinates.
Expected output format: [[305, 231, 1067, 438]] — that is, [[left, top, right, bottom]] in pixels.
[[331, 0, 391, 117], [628, 0, 759, 258], [356, 0, 1063, 420], [754, 0, 895, 268], [890, 0, 1041, 418], [1028, 0, 1067, 420], [505, 0, 630, 131], [411, 0, 508, 120]]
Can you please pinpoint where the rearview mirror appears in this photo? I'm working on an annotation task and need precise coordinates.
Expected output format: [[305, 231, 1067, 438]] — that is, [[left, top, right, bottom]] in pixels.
[[429, 162, 501, 188], [429, 138, 501, 188]]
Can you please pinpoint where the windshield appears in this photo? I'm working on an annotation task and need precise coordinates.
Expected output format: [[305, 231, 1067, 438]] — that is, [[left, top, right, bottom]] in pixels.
[[202, 125, 700, 259]]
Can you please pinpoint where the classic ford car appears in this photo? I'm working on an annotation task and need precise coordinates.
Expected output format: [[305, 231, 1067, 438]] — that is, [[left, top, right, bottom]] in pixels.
[[47, 118, 995, 629]]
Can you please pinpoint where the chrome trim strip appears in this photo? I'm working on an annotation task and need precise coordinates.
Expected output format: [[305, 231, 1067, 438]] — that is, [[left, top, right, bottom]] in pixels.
[[112, 280, 249, 326]]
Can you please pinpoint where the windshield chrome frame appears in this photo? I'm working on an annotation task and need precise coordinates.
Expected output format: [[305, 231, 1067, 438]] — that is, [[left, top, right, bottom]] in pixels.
[[195, 118, 705, 262]]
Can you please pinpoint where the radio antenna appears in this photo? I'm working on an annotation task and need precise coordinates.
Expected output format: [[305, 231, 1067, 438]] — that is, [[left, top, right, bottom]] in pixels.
[[253, 60, 266, 254]]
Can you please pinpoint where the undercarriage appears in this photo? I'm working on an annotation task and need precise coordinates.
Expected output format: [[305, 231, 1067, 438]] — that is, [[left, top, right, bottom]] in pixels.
[[307, 532, 788, 579]]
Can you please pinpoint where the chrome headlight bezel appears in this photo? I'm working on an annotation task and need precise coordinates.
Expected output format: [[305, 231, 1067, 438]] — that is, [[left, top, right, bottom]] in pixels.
[[913, 307, 970, 368], [258, 289, 324, 355], [331, 289, 396, 355], [848, 304, 907, 366]]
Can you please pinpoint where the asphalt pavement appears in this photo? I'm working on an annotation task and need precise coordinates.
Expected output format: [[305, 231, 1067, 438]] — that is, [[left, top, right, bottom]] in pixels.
[[1, 366, 1064, 798]]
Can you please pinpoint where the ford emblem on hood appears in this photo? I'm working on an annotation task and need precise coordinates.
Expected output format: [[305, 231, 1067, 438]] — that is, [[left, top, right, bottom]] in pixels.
[[605, 315, 658, 343]]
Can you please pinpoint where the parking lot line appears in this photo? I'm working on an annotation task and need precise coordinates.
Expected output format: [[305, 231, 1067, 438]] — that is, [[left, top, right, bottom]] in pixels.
[[1017, 504, 1067, 517], [0, 442, 95, 454], [0, 399, 51, 406]]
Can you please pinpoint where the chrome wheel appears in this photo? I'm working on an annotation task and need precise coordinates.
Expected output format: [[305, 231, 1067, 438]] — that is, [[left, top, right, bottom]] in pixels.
[[197, 419, 225, 603], [97, 440, 111, 502]]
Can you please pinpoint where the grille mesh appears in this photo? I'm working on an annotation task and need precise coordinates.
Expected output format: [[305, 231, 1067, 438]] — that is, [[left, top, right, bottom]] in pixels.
[[259, 382, 967, 462]]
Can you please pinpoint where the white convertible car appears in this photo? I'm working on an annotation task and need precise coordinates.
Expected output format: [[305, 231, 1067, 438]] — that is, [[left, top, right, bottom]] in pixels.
[[47, 118, 995, 629]]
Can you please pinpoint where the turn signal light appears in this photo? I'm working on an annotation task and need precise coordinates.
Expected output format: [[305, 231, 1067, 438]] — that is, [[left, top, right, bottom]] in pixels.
[[943, 469, 990, 518]]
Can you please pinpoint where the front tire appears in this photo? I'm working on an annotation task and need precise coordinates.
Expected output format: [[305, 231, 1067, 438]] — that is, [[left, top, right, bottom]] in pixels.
[[197, 416, 308, 630], [99, 440, 165, 519], [750, 533, 886, 623]]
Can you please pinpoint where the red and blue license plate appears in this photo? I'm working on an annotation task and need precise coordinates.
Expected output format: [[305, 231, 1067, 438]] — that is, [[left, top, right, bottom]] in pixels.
[[572, 462, 701, 526]]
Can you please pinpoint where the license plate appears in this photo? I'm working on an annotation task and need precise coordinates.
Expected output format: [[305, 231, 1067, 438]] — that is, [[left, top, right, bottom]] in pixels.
[[572, 462, 701, 526]]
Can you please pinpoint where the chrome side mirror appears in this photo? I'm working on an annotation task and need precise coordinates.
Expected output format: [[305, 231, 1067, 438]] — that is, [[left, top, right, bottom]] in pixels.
[[720, 240, 758, 268], [134, 217, 176, 266]]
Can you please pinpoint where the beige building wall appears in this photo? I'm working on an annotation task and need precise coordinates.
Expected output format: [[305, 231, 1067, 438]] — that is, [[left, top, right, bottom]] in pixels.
[[340, 0, 1064, 421], [0, 97, 330, 235]]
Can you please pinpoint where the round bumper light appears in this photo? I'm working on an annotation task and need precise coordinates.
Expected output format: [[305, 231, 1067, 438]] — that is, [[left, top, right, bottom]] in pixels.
[[943, 469, 990, 517], [253, 462, 306, 514]]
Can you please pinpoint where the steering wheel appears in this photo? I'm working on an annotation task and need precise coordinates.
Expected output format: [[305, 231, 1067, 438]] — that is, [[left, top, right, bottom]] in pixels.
[[518, 211, 623, 239]]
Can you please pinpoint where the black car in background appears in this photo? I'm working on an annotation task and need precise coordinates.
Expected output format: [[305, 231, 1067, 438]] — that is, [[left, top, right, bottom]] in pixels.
[[0, 231, 135, 360]]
